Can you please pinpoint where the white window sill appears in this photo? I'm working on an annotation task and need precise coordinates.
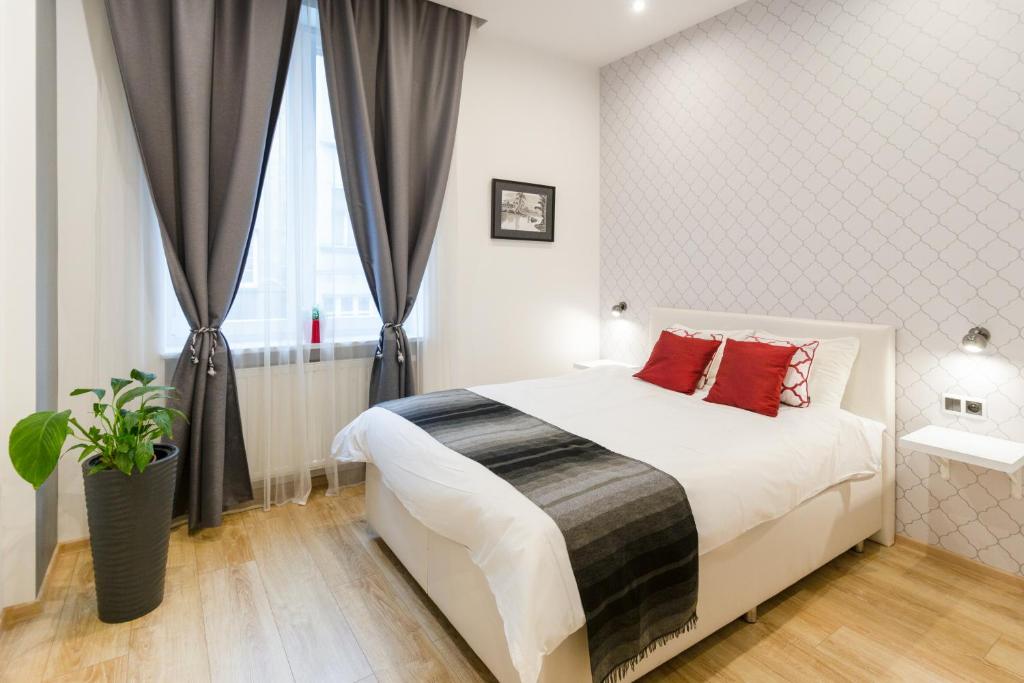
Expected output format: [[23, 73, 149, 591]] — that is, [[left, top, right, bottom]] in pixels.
[[160, 337, 422, 364], [160, 340, 372, 360]]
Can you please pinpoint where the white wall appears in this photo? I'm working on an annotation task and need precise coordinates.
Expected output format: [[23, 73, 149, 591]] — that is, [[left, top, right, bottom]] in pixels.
[[442, 30, 601, 387], [55, 0, 163, 542], [0, 1, 42, 608]]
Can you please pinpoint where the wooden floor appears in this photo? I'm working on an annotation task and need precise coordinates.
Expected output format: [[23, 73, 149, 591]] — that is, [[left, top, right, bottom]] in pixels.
[[2, 484, 1023, 683]]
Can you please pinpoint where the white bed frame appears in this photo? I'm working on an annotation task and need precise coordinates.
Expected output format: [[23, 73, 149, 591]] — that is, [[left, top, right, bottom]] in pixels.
[[365, 309, 896, 682]]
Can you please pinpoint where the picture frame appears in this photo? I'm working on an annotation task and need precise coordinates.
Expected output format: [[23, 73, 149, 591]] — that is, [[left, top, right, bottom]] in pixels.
[[491, 178, 556, 243]]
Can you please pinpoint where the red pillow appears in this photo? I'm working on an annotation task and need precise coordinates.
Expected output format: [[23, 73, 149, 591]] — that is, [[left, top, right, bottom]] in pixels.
[[634, 331, 722, 395], [705, 340, 799, 417]]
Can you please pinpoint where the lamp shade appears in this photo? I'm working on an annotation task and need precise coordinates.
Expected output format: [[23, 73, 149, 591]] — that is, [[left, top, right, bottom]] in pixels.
[[961, 326, 990, 353]]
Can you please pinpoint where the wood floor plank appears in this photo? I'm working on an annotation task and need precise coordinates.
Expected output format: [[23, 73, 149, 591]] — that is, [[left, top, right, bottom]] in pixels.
[[331, 572, 447, 674], [426, 622, 496, 683], [43, 655, 128, 683], [245, 509, 372, 683], [988, 636, 1024, 679], [0, 550, 82, 683], [355, 529, 457, 640], [808, 559, 1008, 660], [165, 525, 197, 573], [127, 570, 210, 683], [43, 655, 127, 683], [372, 660, 454, 683], [0, 599, 68, 683], [197, 562, 293, 683], [192, 513, 254, 575], [38, 550, 83, 603], [42, 555, 132, 680], [697, 619, 851, 682], [289, 499, 379, 587], [756, 585, 842, 647], [5, 486, 1024, 683], [303, 485, 366, 527], [814, 625, 958, 682], [665, 627, 793, 683]]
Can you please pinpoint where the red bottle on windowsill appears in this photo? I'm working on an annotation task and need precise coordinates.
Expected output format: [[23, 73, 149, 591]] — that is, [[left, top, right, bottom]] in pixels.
[[311, 306, 321, 344]]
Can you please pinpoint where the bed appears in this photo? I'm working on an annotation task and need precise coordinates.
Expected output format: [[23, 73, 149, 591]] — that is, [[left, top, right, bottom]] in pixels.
[[333, 308, 896, 683]]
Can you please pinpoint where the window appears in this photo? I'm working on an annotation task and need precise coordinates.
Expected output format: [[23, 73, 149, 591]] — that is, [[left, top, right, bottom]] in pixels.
[[161, 6, 421, 355]]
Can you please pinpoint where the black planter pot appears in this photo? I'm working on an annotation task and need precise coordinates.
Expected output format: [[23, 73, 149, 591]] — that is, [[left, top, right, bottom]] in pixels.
[[82, 444, 179, 623]]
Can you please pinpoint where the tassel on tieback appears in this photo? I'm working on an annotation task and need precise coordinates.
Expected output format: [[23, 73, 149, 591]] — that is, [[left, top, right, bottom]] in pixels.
[[188, 327, 219, 376], [375, 322, 405, 365]]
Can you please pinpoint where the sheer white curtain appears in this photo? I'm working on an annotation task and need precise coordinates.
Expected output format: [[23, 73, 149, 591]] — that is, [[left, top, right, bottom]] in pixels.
[[418, 147, 459, 395], [234, 4, 367, 507]]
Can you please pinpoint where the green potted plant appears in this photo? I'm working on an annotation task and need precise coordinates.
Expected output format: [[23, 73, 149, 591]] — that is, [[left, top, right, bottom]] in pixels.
[[8, 369, 185, 623]]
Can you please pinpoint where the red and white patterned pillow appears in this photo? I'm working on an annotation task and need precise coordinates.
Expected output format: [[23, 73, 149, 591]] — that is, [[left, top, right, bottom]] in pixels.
[[665, 326, 724, 388], [744, 334, 820, 407]]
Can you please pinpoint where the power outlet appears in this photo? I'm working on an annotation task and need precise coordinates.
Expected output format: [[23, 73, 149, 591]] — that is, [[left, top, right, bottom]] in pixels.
[[942, 394, 963, 415], [942, 393, 987, 419], [964, 398, 986, 419]]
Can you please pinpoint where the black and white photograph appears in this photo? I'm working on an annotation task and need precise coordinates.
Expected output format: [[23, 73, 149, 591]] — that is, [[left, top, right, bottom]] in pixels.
[[491, 179, 555, 242]]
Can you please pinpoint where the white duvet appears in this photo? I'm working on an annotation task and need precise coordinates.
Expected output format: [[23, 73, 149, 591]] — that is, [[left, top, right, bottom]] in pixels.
[[332, 367, 884, 683]]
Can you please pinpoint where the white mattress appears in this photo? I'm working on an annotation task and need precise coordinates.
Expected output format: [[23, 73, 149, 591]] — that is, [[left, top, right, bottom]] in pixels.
[[332, 366, 884, 683]]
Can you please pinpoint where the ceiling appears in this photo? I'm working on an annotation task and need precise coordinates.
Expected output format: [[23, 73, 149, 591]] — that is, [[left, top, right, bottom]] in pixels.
[[434, 0, 748, 66]]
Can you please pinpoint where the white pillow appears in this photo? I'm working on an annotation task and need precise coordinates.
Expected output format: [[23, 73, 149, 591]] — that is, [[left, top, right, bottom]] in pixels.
[[751, 330, 860, 409], [745, 333, 820, 407], [667, 325, 754, 389]]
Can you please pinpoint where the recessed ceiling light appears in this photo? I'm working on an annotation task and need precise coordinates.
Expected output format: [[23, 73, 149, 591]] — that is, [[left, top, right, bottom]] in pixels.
[[631, 0, 646, 12]]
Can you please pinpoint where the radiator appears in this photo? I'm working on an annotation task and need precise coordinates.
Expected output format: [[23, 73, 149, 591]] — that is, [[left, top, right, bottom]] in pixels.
[[234, 357, 372, 483]]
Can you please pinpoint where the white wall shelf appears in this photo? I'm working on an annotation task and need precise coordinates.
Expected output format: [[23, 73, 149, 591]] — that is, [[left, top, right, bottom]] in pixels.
[[900, 426, 1024, 499]]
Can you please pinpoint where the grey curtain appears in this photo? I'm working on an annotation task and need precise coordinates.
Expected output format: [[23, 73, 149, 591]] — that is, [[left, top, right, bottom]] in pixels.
[[317, 0, 472, 405], [105, 0, 301, 530]]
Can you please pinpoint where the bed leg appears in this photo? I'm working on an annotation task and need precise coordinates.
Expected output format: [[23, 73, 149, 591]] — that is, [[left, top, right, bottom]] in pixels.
[[742, 607, 757, 624], [853, 541, 865, 554]]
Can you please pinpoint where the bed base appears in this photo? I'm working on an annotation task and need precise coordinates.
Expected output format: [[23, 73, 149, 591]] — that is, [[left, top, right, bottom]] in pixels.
[[365, 464, 886, 683]]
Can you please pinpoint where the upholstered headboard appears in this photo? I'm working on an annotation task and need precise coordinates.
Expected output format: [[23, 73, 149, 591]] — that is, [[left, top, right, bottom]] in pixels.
[[648, 308, 896, 544]]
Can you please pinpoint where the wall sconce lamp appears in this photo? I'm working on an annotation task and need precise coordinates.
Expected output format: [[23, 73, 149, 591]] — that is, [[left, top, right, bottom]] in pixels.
[[611, 301, 628, 318], [961, 326, 990, 354]]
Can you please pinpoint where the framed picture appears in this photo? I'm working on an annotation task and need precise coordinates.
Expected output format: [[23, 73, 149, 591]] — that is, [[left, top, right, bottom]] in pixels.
[[491, 179, 555, 242]]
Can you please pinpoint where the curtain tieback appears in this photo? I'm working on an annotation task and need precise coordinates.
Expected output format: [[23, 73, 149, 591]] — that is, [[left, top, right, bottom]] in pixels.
[[376, 322, 405, 365], [189, 327, 220, 377]]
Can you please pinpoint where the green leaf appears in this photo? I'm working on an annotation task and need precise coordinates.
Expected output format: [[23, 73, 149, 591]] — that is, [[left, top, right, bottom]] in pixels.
[[121, 411, 139, 432], [119, 452, 134, 475], [130, 369, 157, 386], [70, 444, 99, 462], [92, 402, 109, 418], [87, 462, 108, 475], [115, 385, 174, 411], [8, 411, 71, 488], [71, 387, 106, 400], [134, 442, 154, 473], [152, 411, 173, 437], [165, 408, 189, 424], [110, 378, 132, 395]]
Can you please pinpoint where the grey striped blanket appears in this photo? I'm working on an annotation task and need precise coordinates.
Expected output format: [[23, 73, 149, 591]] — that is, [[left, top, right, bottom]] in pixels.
[[381, 389, 698, 683]]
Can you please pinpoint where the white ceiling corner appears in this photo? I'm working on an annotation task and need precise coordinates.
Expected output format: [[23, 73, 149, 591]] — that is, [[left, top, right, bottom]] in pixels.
[[434, 0, 749, 66]]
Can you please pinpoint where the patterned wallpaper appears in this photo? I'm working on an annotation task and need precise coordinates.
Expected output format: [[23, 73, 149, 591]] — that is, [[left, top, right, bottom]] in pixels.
[[600, 0, 1024, 574]]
